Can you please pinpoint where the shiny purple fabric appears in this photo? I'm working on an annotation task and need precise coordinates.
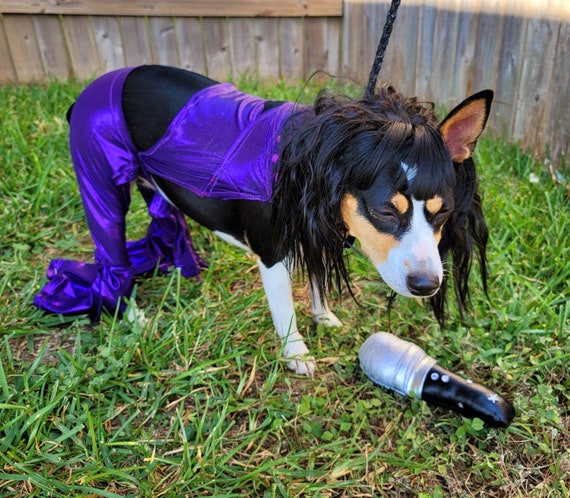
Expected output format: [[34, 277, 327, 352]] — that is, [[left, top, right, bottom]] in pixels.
[[34, 66, 300, 319]]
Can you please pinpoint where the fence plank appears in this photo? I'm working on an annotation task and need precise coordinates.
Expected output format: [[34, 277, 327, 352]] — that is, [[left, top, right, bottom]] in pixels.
[[32, 14, 70, 80], [120, 16, 152, 67], [279, 17, 304, 81], [431, 0, 460, 105], [148, 16, 179, 66], [0, 0, 343, 17], [415, 3, 437, 99], [229, 17, 256, 78], [0, 17, 18, 82], [202, 18, 231, 80], [543, 7, 570, 162], [62, 15, 100, 79], [3, 14, 45, 82], [92, 16, 126, 72], [176, 17, 206, 73], [255, 18, 280, 80], [304, 16, 341, 82], [363, 2, 384, 88], [512, 13, 559, 155], [341, 1, 363, 84], [471, 3, 503, 96], [0, 16, 17, 82], [493, 14, 526, 136], [452, 1, 480, 102], [383, 2, 420, 96]]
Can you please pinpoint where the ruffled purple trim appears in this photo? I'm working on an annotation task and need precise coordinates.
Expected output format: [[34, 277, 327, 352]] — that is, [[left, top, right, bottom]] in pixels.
[[34, 260, 134, 320], [34, 194, 206, 321]]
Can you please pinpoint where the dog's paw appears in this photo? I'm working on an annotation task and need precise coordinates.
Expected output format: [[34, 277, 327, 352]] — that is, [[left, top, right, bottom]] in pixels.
[[312, 311, 342, 328], [283, 340, 315, 376], [287, 356, 316, 376]]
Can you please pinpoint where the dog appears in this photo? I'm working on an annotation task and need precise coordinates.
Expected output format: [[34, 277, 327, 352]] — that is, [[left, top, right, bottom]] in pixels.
[[34, 65, 492, 375]]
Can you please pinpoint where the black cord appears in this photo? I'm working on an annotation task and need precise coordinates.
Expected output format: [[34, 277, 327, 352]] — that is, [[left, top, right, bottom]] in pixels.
[[364, 0, 402, 98]]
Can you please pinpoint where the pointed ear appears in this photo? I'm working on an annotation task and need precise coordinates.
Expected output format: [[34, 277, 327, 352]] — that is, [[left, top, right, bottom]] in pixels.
[[439, 90, 493, 163]]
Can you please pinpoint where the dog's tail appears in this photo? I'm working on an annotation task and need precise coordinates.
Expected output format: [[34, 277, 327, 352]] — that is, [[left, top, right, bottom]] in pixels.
[[66, 103, 75, 123]]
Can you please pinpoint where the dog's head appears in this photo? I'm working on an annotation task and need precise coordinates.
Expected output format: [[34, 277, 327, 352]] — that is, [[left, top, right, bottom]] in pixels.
[[340, 90, 492, 305], [274, 86, 492, 323]]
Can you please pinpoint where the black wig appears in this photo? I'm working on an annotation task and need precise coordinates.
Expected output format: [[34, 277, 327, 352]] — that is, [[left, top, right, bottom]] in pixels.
[[271, 84, 488, 325]]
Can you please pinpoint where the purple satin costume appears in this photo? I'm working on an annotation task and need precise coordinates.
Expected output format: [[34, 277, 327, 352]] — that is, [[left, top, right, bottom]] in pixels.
[[34, 67, 301, 319]]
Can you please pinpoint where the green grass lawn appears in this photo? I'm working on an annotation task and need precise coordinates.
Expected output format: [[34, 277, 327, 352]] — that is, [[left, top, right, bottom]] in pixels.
[[0, 77, 569, 497]]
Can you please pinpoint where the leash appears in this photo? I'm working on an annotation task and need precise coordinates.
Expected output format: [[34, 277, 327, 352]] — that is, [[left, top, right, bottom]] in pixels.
[[364, 0, 402, 98]]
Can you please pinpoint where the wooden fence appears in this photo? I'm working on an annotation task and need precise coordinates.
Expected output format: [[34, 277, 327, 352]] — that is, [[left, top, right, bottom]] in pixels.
[[1, 0, 569, 164]]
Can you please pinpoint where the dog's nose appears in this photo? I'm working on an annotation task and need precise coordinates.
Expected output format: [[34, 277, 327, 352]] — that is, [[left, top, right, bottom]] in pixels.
[[406, 274, 440, 297]]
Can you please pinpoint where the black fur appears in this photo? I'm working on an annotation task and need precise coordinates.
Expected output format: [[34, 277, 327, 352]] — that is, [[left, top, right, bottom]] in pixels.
[[273, 85, 488, 325], [114, 66, 488, 326]]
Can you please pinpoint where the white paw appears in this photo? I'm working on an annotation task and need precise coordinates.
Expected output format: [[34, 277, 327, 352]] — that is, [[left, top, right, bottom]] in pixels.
[[287, 356, 316, 376], [283, 340, 315, 376], [312, 311, 343, 328]]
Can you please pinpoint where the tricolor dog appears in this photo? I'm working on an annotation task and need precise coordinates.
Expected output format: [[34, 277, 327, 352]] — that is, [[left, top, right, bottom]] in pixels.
[[35, 65, 492, 375]]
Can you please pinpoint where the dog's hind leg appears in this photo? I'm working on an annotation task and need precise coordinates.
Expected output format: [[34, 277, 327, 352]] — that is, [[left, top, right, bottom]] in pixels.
[[309, 280, 343, 328], [258, 260, 316, 376]]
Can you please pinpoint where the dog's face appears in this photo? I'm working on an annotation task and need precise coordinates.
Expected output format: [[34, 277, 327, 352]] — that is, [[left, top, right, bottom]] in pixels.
[[341, 169, 453, 298], [340, 90, 493, 299]]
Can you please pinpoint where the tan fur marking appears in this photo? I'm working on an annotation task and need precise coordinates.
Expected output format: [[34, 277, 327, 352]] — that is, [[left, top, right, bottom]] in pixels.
[[434, 215, 451, 242], [391, 193, 409, 214], [426, 196, 443, 215], [341, 194, 399, 265]]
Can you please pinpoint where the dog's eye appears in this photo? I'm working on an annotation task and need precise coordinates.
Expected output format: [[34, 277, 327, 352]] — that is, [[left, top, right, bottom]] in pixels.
[[431, 207, 451, 226], [369, 207, 400, 222]]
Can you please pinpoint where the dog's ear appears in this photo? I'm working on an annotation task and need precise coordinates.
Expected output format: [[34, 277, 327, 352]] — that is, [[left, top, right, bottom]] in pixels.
[[439, 90, 493, 163]]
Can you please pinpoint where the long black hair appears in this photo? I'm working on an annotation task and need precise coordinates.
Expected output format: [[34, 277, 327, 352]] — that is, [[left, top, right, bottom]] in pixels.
[[271, 84, 488, 325]]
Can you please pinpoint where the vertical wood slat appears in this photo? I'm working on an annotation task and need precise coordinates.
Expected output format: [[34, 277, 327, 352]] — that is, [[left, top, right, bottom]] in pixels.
[[120, 16, 152, 67], [341, 0, 363, 82], [415, 3, 437, 99], [33, 14, 70, 80], [279, 17, 304, 81], [61, 15, 100, 80], [512, 7, 559, 154], [304, 16, 341, 82], [492, 13, 527, 136], [471, 0, 503, 96], [452, 0, 481, 102], [202, 17, 230, 80], [543, 9, 570, 161], [430, 0, 460, 105], [3, 14, 44, 82], [148, 16, 179, 66], [91, 16, 126, 73], [382, 2, 420, 96], [176, 17, 205, 73], [255, 18, 280, 80], [229, 17, 255, 77], [362, 1, 383, 88], [0, 15, 17, 82]]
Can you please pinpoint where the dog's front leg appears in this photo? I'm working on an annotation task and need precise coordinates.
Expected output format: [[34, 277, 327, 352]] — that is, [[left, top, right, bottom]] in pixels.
[[258, 260, 316, 375], [309, 280, 343, 328]]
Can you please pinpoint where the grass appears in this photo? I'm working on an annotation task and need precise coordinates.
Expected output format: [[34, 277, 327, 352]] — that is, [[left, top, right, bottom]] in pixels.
[[0, 75, 569, 497]]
